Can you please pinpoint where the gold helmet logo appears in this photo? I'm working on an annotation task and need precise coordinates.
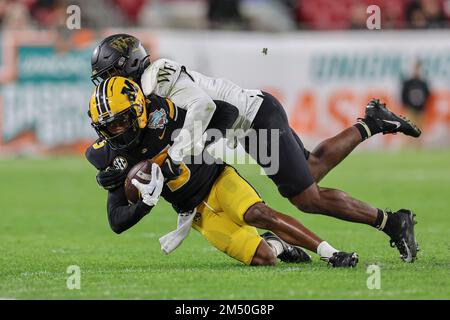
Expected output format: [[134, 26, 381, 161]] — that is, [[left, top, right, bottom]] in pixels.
[[89, 76, 147, 127], [109, 36, 137, 54]]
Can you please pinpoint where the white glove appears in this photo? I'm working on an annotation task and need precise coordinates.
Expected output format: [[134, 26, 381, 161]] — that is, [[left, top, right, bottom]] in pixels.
[[131, 163, 164, 207]]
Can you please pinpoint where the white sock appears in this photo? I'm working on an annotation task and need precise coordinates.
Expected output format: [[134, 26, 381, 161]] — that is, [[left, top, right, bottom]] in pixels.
[[266, 239, 284, 257], [316, 241, 338, 259]]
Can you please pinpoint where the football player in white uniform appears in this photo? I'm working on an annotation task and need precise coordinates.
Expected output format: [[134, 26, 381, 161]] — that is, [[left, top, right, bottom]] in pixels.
[[91, 34, 421, 263]]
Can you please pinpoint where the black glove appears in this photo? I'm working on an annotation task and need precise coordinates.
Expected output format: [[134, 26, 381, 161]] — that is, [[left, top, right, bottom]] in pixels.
[[160, 156, 182, 181], [96, 167, 126, 190]]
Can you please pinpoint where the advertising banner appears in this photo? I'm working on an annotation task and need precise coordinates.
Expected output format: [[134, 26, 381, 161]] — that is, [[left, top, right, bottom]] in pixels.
[[1, 30, 449, 155]]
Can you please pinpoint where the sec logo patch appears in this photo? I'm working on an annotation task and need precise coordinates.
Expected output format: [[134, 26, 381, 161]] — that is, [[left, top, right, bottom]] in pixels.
[[113, 156, 128, 170]]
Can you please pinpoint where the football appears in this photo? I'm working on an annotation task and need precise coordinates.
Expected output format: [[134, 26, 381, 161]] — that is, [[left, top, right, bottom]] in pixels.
[[124, 159, 154, 204]]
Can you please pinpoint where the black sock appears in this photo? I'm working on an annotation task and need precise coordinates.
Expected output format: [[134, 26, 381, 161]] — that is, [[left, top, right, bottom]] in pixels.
[[354, 118, 382, 141], [373, 209, 385, 228], [374, 209, 401, 238], [383, 212, 402, 238]]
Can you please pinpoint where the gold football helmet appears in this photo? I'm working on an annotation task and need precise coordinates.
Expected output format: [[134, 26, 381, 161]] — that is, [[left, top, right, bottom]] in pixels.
[[89, 76, 147, 150]]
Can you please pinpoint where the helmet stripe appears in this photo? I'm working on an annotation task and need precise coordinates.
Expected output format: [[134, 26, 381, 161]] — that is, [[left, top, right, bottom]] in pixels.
[[102, 77, 110, 112], [96, 78, 111, 115], [95, 84, 103, 116]]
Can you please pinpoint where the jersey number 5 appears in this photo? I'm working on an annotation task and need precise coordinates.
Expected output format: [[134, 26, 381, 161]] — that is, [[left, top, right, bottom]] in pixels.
[[151, 149, 191, 191]]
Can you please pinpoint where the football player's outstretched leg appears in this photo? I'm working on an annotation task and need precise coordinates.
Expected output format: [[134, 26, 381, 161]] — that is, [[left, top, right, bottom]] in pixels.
[[307, 98, 421, 182], [302, 99, 420, 263], [246, 94, 420, 263], [244, 202, 358, 268]]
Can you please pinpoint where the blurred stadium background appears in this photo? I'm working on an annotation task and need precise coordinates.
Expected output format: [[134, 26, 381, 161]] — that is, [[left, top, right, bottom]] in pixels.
[[0, 0, 449, 299], [1, 0, 450, 154]]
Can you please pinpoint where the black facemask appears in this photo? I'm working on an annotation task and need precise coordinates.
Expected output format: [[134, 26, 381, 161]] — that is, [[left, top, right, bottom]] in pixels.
[[93, 109, 142, 151]]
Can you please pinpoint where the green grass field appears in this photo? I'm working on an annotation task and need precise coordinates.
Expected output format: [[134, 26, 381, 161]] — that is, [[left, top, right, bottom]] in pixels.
[[0, 151, 449, 299]]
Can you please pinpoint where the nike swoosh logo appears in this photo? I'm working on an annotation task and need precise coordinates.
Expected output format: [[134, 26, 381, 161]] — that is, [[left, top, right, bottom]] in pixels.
[[159, 127, 167, 140], [382, 120, 401, 129]]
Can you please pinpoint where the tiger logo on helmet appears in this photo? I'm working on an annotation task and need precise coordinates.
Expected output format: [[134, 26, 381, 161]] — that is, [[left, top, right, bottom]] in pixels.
[[89, 76, 147, 150]]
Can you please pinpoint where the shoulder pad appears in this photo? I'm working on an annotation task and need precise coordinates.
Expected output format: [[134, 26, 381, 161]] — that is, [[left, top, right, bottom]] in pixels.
[[85, 139, 111, 170], [141, 58, 182, 97], [147, 94, 177, 121]]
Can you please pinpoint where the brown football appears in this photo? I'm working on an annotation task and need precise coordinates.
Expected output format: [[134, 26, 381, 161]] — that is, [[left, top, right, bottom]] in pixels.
[[124, 159, 154, 205]]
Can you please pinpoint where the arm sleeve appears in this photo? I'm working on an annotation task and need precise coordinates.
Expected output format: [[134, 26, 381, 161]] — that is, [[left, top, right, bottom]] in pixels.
[[107, 186, 153, 234], [166, 72, 216, 162]]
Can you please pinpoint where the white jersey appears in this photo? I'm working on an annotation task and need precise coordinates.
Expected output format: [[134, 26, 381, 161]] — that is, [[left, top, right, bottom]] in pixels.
[[187, 70, 263, 133], [141, 58, 263, 161]]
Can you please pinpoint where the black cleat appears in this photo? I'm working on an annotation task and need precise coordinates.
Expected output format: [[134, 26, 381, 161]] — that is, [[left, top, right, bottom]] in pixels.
[[323, 252, 359, 268], [261, 232, 311, 263], [363, 98, 422, 137], [388, 209, 418, 263]]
